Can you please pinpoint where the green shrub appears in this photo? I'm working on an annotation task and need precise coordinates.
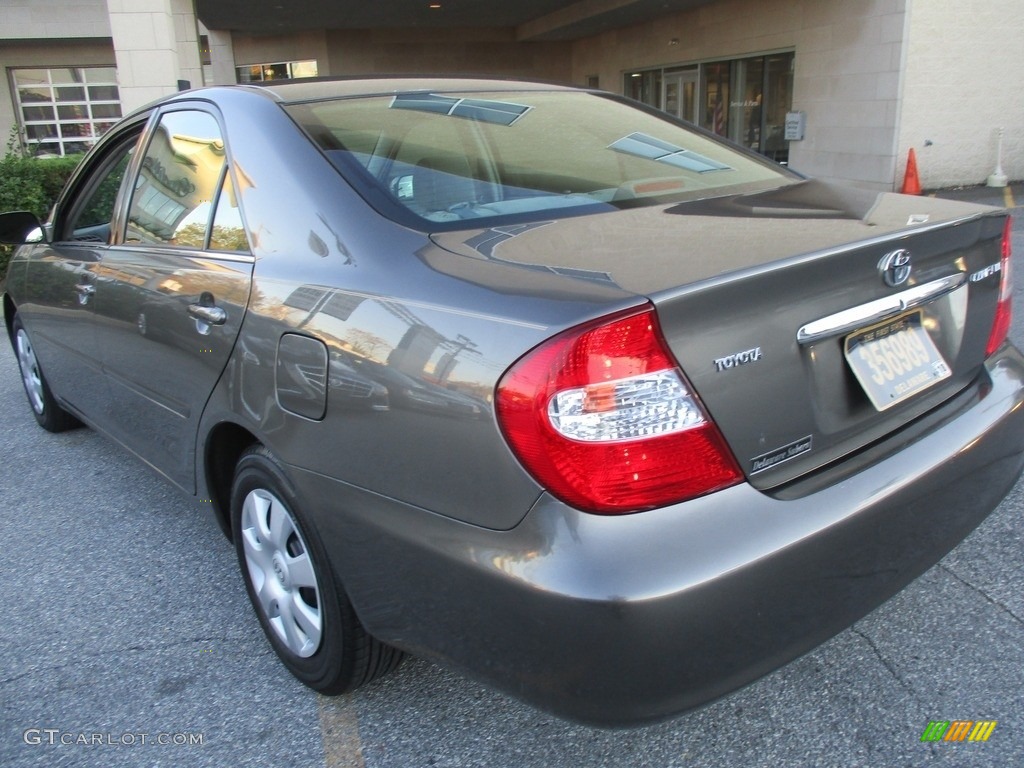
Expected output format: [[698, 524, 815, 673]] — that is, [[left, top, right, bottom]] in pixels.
[[0, 152, 84, 277]]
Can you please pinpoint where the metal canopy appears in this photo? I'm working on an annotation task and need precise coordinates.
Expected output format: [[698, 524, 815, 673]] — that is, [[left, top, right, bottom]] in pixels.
[[195, 0, 715, 41]]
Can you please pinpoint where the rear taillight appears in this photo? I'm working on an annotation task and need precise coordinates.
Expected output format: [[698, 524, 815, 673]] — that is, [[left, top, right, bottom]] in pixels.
[[496, 305, 742, 514], [985, 216, 1013, 357]]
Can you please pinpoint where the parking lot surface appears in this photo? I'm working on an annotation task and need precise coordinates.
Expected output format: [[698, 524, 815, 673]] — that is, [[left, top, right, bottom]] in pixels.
[[1, 195, 1022, 767]]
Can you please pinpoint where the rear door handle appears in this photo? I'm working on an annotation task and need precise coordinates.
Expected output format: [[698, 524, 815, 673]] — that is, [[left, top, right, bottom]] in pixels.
[[187, 304, 227, 325]]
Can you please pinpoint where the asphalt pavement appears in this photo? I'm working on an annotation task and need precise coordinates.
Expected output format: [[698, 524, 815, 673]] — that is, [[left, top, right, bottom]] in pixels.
[[1, 185, 1023, 767]]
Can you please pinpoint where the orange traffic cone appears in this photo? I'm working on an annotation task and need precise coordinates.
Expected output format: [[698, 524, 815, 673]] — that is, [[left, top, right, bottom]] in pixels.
[[901, 148, 921, 195]]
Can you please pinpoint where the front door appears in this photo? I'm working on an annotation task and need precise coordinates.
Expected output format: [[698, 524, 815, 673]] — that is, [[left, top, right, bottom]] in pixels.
[[19, 125, 143, 420]]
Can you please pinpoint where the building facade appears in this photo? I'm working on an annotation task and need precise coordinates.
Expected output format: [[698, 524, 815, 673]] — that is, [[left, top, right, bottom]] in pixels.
[[1, 0, 1020, 191]]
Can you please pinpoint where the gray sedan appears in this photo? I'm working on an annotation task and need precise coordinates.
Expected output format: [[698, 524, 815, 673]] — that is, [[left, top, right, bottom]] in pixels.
[[2, 78, 1022, 726]]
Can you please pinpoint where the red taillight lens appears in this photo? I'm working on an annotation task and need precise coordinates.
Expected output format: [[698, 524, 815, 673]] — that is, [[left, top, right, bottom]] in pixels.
[[496, 305, 742, 514], [985, 216, 1013, 357]]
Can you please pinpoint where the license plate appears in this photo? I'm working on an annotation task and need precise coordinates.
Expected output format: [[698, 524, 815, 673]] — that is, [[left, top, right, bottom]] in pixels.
[[844, 311, 951, 411]]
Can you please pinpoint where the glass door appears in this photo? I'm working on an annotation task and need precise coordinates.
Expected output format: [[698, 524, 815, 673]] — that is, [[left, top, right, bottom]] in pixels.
[[662, 70, 698, 123]]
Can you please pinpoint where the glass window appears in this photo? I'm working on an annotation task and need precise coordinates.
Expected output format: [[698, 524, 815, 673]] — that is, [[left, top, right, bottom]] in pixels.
[[59, 123, 91, 139], [18, 87, 50, 103], [235, 59, 318, 83], [209, 171, 249, 252], [11, 67, 122, 157], [626, 52, 794, 163], [57, 105, 87, 120], [91, 103, 122, 119], [56, 86, 86, 102], [13, 70, 48, 87], [701, 62, 730, 138], [289, 60, 319, 79], [85, 67, 117, 83], [22, 106, 55, 122], [25, 124, 57, 141], [88, 85, 120, 102], [260, 62, 288, 81], [237, 65, 261, 84], [127, 111, 227, 247], [49, 68, 84, 84], [287, 90, 796, 231], [62, 130, 141, 242], [625, 70, 662, 109], [730, 57, 764, 150]]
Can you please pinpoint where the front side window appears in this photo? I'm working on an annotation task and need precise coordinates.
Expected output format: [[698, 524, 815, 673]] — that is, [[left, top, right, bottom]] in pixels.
[[59, 127, 143, 243], [286, 90, 796, 231], [127, 110, 228, 248], [10, 67, 122, 157]]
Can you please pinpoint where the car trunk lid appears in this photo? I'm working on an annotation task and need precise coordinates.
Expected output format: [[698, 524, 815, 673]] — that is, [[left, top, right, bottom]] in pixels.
[[432, 180, 1009, 489]]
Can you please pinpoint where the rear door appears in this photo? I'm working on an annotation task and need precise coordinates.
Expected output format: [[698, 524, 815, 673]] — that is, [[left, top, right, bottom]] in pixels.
[[93, 106, 252, 491]]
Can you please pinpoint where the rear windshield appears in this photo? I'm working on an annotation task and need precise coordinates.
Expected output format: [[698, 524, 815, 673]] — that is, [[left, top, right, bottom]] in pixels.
[[285, 90, 798, 230]]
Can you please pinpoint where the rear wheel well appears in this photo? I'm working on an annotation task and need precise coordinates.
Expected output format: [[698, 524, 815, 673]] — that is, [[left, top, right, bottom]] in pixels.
[[204, 422, 258, 540]]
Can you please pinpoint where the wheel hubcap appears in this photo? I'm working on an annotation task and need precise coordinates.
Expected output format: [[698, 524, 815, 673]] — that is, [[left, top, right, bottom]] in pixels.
[[240, 488, 323, 657], [15, 328, 45, 415]]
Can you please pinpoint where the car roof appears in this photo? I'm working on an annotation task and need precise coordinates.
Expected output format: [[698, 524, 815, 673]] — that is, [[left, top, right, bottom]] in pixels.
[[255, 76, 581, 104]]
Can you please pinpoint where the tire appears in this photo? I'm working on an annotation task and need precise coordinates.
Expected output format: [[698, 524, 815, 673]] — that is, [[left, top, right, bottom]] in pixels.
[[230, 444, 403, 694], [11, 313, 80, 433]]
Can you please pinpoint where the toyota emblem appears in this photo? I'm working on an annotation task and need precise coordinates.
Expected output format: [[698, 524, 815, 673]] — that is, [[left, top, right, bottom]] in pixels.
[[878, 249, 912, 287]]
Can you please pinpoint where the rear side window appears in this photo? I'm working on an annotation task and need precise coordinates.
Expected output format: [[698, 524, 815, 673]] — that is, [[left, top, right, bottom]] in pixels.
[[126, 110, 231, 248]]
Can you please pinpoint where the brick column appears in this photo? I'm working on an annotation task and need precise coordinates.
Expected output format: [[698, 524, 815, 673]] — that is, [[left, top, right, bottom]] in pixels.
[[206, 28, 237, 85], [106, 0, 203, 113], [171, 0, 204, 90]]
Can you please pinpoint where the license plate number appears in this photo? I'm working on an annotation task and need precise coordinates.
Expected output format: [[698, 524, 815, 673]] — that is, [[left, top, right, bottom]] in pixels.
[[844, 312, 951, 411]]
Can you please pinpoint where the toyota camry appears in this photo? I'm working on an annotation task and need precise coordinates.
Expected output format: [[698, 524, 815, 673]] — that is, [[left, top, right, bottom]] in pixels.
[[2, 78, 1021, 725]]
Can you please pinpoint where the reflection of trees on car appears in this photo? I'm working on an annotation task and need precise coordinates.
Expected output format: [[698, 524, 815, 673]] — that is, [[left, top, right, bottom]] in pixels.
[[345, 328, 389, 361], [172, 221, 206, 248], [210, 224, 248, 252], [76, 152, 132, 235]]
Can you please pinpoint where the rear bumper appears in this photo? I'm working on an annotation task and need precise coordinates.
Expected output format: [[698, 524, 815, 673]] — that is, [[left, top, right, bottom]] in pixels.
[[306, 346, 1024, 726]]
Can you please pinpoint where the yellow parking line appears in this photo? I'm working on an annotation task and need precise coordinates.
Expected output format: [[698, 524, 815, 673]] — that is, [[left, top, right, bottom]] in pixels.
[[318, 694, 366, 768], [1005, 186, 1016, 209]]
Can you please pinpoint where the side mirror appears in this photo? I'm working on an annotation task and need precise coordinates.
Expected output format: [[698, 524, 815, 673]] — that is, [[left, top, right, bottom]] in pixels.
[[0, 211, 46, 245]]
